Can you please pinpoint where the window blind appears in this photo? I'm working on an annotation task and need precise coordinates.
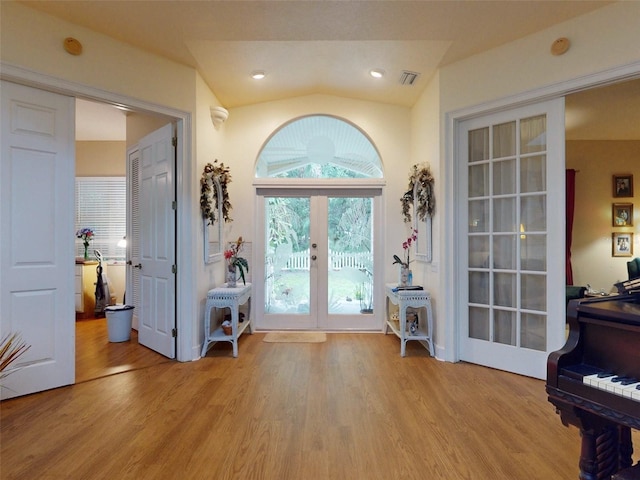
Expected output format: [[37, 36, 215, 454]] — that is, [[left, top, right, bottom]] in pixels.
[[75, 177, 126, 261]]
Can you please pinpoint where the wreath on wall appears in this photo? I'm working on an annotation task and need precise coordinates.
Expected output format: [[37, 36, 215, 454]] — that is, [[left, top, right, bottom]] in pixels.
[[200, 160, 233, 225], [401, 163, 435, 223]]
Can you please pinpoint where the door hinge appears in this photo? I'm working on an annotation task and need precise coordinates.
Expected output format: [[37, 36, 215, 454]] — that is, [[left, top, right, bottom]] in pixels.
[[172, 200, 177, 210], [172, 328, 177, 338], [172, 264, 177, 274], [172, 136, 177, 147]]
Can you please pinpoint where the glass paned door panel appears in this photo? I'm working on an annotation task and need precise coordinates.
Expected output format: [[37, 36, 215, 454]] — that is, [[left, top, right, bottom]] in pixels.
[[327, 197, 374, 315], [460, 99, 565, 379], [265, 197, 311, 317]]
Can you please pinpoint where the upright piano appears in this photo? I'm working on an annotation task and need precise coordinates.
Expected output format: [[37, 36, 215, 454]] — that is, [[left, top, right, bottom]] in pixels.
[[547, 282, 640, 480]]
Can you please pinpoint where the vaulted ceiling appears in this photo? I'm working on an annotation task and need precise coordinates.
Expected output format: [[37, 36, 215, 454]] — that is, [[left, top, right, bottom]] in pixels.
[[21, 0, 613, 108], [27, 0, 633, 141]]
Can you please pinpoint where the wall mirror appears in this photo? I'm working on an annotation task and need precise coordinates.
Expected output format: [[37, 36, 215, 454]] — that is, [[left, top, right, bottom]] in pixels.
[[203, 175, 223, 264]]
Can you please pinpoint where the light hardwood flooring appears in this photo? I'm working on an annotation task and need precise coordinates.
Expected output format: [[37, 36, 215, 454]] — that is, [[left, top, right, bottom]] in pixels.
[[75, 317, 170, 383], [1, 329, 638, 480]]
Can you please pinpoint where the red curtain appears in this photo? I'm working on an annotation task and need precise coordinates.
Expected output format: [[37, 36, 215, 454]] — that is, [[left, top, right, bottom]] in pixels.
[[566, 169, 576, 285]]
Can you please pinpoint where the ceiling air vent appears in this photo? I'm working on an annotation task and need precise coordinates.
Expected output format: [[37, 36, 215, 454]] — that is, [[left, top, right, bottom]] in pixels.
[[399, 70, 420, 86]]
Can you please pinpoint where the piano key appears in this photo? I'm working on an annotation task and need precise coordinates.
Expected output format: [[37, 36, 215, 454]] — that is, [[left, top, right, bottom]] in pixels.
[[582, 372, 640, 400]]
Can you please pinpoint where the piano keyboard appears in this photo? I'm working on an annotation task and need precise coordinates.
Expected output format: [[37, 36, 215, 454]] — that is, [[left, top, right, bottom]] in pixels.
[[583, 372, 640, 401]]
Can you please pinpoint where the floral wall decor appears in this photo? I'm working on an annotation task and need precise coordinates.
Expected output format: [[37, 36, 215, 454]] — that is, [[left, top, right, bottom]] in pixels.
[[200, 160, 233, 225], [401, 163, 435, 223]]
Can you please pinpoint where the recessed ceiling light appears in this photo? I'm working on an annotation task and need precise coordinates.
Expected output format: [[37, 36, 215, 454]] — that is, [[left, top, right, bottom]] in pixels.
[[370, 69, 385, 79], [251, 70, 266, 80]]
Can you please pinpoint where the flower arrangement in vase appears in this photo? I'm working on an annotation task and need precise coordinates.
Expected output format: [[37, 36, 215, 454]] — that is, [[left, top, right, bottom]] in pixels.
[[392, 229, 417, 286], [224, 236, 249, 287], [76, 228, 94, 260]]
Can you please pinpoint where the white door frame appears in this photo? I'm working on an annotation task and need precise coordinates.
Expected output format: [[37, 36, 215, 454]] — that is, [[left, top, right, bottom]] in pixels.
[[0, 63, 195, 362], [442, 62, 640, 363]]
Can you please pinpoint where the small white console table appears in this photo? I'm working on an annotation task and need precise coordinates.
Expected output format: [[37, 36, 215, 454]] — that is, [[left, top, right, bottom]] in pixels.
[[385, 284, 434, 357], [201, 283, 252, 358]]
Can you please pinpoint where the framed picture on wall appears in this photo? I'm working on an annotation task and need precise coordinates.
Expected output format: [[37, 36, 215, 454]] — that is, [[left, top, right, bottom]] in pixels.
[[613, 174, 634, 198], [612, 203, 633, 226], [612, 232, 633, 257]]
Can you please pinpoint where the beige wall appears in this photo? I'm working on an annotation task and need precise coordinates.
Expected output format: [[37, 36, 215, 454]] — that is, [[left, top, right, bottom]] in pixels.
[[567, 140, 640, 291], [76, 141, 126, 176]]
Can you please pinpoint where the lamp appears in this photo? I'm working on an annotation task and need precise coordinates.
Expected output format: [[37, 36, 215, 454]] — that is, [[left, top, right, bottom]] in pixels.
[[210, 106, 229, 130]]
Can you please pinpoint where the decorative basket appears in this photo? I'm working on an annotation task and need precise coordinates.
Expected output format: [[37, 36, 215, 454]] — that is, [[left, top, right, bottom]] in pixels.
[[222, 321, 232, 335]]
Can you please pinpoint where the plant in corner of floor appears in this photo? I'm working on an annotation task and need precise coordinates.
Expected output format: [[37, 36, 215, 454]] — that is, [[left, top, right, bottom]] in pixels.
[[0, 332, 30, 381]]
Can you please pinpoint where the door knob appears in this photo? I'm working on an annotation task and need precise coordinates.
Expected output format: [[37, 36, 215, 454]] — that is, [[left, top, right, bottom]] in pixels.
[[312, 243, 317, 248], [133, 263, 142, 269], [311, 255, 317, 261]]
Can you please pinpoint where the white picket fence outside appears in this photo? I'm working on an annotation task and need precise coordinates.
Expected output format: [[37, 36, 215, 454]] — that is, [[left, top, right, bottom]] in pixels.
[[281, 249, 372, 271]]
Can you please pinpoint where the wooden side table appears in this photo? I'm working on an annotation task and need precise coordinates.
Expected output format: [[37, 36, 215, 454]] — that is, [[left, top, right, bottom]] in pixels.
[[385, 284, 434, 357], [201, 283, 252, 358]]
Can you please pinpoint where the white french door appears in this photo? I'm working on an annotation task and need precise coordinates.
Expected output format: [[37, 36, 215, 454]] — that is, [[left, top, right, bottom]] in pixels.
[[255, 188, 382, 331], [457, 99, 566, 379]]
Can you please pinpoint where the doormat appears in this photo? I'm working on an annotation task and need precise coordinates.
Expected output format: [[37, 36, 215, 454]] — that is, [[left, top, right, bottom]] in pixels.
[[263, 332, 327, 343]]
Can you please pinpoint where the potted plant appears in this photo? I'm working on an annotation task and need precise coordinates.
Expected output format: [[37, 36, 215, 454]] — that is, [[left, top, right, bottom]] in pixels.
[[224, 236, 249, 287]]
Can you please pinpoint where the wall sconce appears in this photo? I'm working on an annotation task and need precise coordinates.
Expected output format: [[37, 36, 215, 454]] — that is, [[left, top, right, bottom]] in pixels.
[[210, 106, 229, 130], [117, 236, 127, 248]]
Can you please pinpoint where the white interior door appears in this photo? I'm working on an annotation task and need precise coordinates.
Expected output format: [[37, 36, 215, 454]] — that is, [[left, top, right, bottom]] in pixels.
[[0, 81, 75, 398], [458, 99, 566, 379], [137, 124, 176, 358], [256, 188, 381, 331]]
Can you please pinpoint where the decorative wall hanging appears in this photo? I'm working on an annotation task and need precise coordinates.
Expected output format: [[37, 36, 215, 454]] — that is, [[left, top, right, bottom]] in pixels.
[[401, 163, 435, 263], [200, 160, 233, 225], [201, 160, 233, 264], [401, 163, 435, 223]]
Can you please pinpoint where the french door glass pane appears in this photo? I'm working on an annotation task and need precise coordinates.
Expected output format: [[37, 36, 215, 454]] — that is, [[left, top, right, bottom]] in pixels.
[[469, 163, 489, 197], [327, 197, 374, 315], [521, 234, 546, 271], [494, 310, 516, 345], [493, 122, 516, 158], [469, 271, 489, 304], [521, 313, 546, 351], [264, 197, 310, 314], [469, 235, 489, 268], [520, 115, 546, 154], [521, 155, 546, 193], [493, 197, 516, 232], [493, 159, 516, 195], [521, 274, 546, 311], [469, 199, 489, 233], [468, 128, 489, 162], [494, 272, 516, 308], [469, 306, 489, 340], [521, 195, 546, 231], [493, 234, 516, 270]]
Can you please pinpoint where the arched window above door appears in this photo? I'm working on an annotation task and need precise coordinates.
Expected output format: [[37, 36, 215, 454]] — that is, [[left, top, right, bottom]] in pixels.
[[255, 115, 383, 179]]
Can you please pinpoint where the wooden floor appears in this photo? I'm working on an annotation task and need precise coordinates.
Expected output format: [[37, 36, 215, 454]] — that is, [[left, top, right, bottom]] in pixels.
[[75, 317, 170, 383], [1, 330, 638, 479]]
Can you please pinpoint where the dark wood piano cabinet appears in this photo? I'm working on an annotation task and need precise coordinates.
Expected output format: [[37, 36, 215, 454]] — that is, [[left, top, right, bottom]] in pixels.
[[546, 293, 640, 480]]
